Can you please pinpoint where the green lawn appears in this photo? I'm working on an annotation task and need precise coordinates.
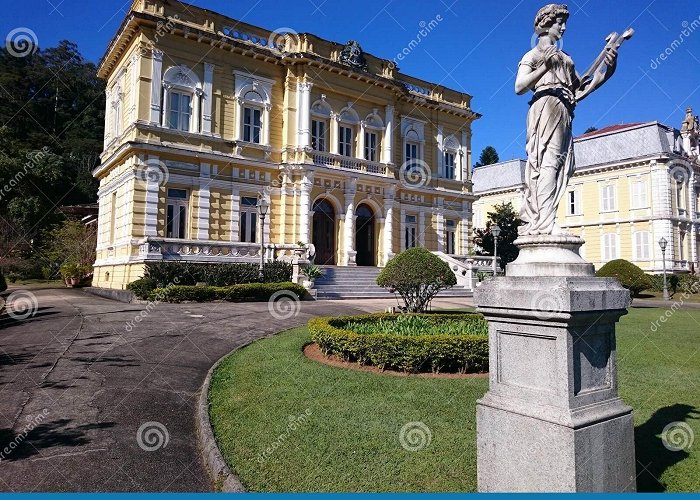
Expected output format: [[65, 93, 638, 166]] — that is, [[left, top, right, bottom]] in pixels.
[[208, 307, 700, 492]]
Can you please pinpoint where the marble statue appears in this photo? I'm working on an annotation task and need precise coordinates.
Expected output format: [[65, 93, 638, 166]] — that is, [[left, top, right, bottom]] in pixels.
[[515, 4, 632, 236]]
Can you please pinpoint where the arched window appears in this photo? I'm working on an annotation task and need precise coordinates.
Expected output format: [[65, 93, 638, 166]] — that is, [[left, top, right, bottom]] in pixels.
[[401, 117, 425, 170], [310, 96, 333, 152], [234, 71, 274, 146], [363, 110, 384, 162], [338, 105, 360, 157], [443, 135, 461, 180], [162, 65, 202, 133]]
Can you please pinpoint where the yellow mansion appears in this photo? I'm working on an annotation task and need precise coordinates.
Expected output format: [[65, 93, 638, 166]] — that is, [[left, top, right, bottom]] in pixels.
[[473, 114, 700, 273], [93, 0, 481, 289]]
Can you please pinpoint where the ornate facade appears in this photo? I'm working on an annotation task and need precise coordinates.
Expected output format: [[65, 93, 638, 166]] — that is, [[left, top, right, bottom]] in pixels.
[[93, 0, 480, 289], [473, 113, 700, 273]]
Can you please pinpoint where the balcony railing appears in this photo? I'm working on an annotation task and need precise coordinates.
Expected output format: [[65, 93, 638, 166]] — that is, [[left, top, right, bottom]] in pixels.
[[312, 151, 391, 177], [137, 237, 311, 263]]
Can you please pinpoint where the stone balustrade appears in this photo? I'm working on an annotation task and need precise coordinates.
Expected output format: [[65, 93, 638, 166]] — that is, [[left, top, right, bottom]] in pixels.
[[137, 237, 310, 263], [311, 151, 392, 177]]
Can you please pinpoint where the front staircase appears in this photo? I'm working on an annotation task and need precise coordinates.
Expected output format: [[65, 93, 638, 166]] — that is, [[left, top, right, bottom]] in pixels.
[[314, 266, 473, 300]]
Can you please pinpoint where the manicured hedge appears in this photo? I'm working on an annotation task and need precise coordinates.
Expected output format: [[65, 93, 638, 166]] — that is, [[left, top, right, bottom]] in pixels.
[[144, 261, 292, 287], [309, 313, 489, 374], [149, 282, 307, 303], [126, 277, 157, 299], [596, 259, 651, 297]]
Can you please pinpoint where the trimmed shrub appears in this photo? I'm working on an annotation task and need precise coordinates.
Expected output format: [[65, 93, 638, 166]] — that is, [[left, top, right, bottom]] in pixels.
[[376, 248, 456, 312], [596, 259, 651, 297], [144, 261, 292, 287], [647, 273, 680, 295], [0, 272, 6, 293], [309, 313, 489, 374], [149, 282, 306, 303], [126, 277, 157, 299]]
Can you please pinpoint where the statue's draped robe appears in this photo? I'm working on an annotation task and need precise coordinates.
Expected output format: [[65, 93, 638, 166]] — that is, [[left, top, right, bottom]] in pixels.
[[518, 47, 577, 235]]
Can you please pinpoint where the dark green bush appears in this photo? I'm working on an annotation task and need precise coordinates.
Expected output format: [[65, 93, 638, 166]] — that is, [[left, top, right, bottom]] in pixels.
[[144, 261, 292, 287], [126, 277, 157, 299], [596, 259, 651, 297], [647, 273, 680, 294], [678, 274, 700, 294], [149, 282, 306, 303], [309, 313, 489, 374], [376, 248, 456, 312], [0, 272, 6, 293]]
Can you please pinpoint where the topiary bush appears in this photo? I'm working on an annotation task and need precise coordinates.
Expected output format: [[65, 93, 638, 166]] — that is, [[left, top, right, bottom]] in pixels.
[[309, 313, 489, 374], [596, 259, 651, 297], [144, 261, 292, 287], [126, 277, 157, 299], [376, 247, 456, 312], [149, 282, 306, 303]]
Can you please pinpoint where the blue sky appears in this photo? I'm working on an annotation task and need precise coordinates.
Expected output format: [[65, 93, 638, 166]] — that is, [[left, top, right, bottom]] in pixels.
[[4, 0, 700, 161]]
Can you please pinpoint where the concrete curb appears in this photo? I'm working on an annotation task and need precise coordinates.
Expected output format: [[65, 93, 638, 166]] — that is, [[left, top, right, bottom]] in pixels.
[[197, 352, 246, 492], [83, 286, 135, 303]]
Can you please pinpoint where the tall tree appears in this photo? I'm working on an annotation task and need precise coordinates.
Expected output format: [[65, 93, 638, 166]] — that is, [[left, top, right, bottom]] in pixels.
[[473, 202, 522, 271], [473, 146, 499, 168]]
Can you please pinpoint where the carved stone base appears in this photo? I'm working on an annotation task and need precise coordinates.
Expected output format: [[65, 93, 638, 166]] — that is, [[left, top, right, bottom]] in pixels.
[[508, 235, 594, 277]]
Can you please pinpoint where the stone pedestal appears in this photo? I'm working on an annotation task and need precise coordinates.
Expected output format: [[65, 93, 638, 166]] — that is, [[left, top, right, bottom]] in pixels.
[[474, 237, 636, 492]]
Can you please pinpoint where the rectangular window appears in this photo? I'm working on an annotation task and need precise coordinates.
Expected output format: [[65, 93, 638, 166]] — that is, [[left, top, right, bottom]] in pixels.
[[567, 190, 581, 215], [444, 152, 456, 179], [240, 196, 258, 243], [339, 126, 353, 156], [109, 192, 117, 245], [602, 233, 618, 262], [634, 231, 650, 260], [243, 107, 262, 143], [601, 184, 616, 212], [168, 91, 191, 132], [311, 120, 326, 151], [631, 179, 647, 209], [166, 188, 188, 239], [405, 215, 417, 249], [405, 142, 419, 168], [445, 219, 457, 254], [364, 132, 378, 162]]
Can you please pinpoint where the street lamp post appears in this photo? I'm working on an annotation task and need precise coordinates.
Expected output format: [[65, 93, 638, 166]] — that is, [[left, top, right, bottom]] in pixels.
[[659, 237, 669, 301], [491, 224, 501, 276], [257, 197, 269, 280]]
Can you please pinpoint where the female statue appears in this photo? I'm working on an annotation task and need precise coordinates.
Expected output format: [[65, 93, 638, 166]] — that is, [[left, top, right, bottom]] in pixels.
[[515, 4, 620, 235]]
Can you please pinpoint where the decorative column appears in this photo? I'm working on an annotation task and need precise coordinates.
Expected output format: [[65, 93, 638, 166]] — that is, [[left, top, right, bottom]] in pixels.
[[383, 104, 394, 164], [144, 155, 160, 237], [196, 163, 211, 240], [461, 130, 469, 182], [193, 89, 203, 134], [230, 188, 241, 241], [298, 81, 313, 148], [202, 62, 214, 134], [344, 177, 358, 266], [461, 199, 471, 255], [418, 211, 425, 246], [400, 207, 406, 251], [436, 125, 444, 178], [263, 103, 272, 146], [358, 120, 366, 159], [130, 53, 139, 124], [383, 186, 396, 264], [149, 49, 163, 125], [298, 173, 313, 244], [103, 88, 112, 148], [330, 112, 339, 154]]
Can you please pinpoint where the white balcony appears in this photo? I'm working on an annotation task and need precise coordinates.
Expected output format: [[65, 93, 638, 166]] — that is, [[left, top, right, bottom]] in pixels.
[[311, 151, 391, 177]]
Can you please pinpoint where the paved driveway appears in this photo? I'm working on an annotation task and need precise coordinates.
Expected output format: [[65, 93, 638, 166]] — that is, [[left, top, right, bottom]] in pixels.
[[0, 287, 415, 491]]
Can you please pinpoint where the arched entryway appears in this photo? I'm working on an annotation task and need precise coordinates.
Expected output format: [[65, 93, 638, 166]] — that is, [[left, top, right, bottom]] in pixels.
[[312, 199, 336, 265], [355, 204, 376, 266]]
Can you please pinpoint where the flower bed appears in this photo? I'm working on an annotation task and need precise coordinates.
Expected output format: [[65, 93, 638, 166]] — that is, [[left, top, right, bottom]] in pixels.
[[309, 313, 489, 374]]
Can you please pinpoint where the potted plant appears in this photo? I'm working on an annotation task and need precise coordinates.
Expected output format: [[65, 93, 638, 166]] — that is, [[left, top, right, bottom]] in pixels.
[[294, 241, 307, 258], [59, 263, 81, 287], [302, 264, 324, 289]]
